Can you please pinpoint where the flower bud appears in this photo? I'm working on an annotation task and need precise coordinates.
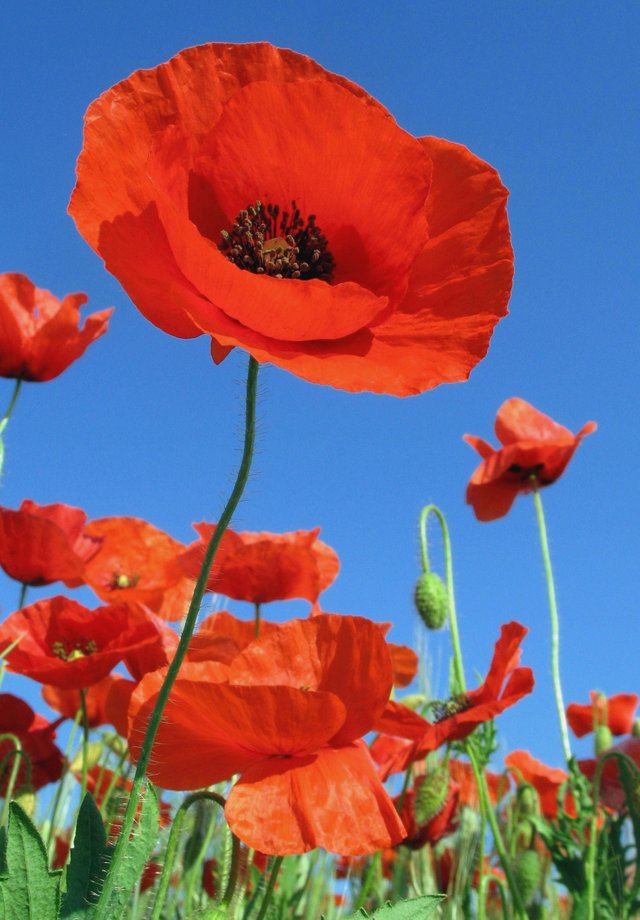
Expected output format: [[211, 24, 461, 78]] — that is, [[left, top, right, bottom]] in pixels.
[[414, 764, 450, 824], [414, 572, 448, 630], [513, 849, 542, 906], [517, 783, 539, 817], [632, 719, 640, 738], [595, 725, 613, 756]]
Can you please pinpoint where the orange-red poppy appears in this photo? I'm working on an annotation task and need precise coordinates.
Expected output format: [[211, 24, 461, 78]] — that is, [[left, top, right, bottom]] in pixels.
[[69, 42, 513, 396], [449, 758, 508, 807], [566, 692, 638, 739], [180, 523, 339, 604], [504, 750, 572, 819], [42, 673, 120, 727], [373, 622, 534, 776], [0, 596, 161, 689], [0, 500, 101, 588], [464, 398, 596, 521], [0, 272, 111, 381], [186, 610, 276, 663], [0, 693, 63, 794], [129, 614, 406, 855], [82, 516, 195, 621], [579, 737, 640, 813]]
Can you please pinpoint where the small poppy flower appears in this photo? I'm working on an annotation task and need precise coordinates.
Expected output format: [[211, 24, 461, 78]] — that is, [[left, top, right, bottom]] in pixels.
[[0, 596, 161, 689], [180, 523, 339, 604], [0, 693, 63, 795], [579, 737, 640, 813], [373, 622, 534, 776], [82, 516, 195, 621], [449, 758, 508, 807], [69, 42, 513, 396], [504, 750, 571, 819], [464, 398, 596, 521], [129, 614, 406, 855], [42, 673, 120, 727], [0, 272, 111, 381], [0, 500, 101, 588], [566, 692, 638, 739]]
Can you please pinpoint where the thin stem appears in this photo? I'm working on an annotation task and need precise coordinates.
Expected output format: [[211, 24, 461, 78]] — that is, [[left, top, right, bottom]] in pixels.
[[78, 689, 89, 804], [476, 774, 488, 920], [0, 734, 26, 824], [1, 379, 22, 427], [254, 855, 283, 920], [419, 504, 465, 694], [93, 356, 259, 919], [17, 583, 27, 611], [531, 487, 572, 764], [46, 711, 81, 852], [254, 602, 262, 638]]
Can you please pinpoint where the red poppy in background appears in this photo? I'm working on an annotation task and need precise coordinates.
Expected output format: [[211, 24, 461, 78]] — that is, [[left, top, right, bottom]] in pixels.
[[186, 610, 276, 663], [388, 643, 419, 688], [83, 516, 195, 621], [129, 614, 406, 855], [579, 737, 640, 813], [449, 758, 508, 807], [42, 673, 120, 727], [567, 692, 638, 739], [464, 398, 596, 521], [0, 693, 63, 795], [373, 622, 534, 777], [180, 523, 339, 604], [0, 596, 161, 689], [504, 750, 572, 819], [0, 273, 111, 382], [0, 500, 101, 588], [69, 42, 513, 396]]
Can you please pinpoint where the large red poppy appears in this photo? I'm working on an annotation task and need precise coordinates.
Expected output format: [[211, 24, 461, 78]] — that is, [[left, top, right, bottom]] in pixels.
[[566, 692, 638, 739], [180, 523, 339, 604], [0, 500, 101, 587], [82, 516, 195, 621], [372, 622, 534, 777], [129, 614, 405, 855], [0, 272, 111, 381], [464, 398, 596, 521], [69, 42, 513, 396], [0, 596, 161, 689], [0, 693, 63, 795]]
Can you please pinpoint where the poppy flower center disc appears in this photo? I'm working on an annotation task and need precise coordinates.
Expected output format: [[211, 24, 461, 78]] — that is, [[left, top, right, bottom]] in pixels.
[[220, 200, 335, 282]]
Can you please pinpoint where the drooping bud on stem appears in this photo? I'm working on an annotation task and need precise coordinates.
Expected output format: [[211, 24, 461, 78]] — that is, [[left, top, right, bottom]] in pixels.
[[414, 571, 448, 630], [414, 764, 450, 824]]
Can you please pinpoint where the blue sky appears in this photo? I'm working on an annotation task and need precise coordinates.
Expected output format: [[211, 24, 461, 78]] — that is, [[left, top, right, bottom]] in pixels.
[[1, 1, 638, 771]]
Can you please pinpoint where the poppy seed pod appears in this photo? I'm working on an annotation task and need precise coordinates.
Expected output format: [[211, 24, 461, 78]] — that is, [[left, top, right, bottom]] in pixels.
[[513, 850, 542, 906], [414, 765, 450, 824], [517, 783, 540, 817], [414, 572, 448, 630]]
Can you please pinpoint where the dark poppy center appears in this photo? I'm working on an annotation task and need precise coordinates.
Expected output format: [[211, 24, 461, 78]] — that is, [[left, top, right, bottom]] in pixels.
[[507, 463, 545, 483], [52, 639, 97, 661], [219, 201, 335, 282], [432, 694, 471, 723]]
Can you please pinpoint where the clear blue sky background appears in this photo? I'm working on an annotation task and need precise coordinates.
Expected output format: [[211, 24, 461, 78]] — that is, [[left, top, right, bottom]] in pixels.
[[1, 1, 638, 772]]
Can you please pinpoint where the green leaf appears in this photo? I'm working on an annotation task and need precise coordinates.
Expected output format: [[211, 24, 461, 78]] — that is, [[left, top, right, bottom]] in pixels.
[[96, 781, 160, 920], [60, 794, 112, 918], [342, 895, 445, 919], [0, 802, 62, 920]]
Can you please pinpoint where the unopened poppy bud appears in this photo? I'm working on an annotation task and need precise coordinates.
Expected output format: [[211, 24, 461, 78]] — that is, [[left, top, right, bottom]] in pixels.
[[595, 725, 613, 756], [414, 572, 448, 630], [517, 783, 539, 817], [513, 849, 542, 906], [414, 764, 450, 824], [632, 719, 640, 738]]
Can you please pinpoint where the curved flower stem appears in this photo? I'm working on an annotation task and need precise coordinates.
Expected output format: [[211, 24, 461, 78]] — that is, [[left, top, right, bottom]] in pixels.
[[531, 486, 572, 764], [419, 504, 465, 693], [254, 855, 284, 920], [93, 356, 260, 919], [254, 602, 262, 637], [0, 734, 25, 824], [150, 791, 230, 920]]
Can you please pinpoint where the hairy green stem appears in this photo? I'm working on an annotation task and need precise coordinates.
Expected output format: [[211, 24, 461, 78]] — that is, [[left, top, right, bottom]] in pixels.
[[0, 734, 27, 824], [531, 487, 572, 764], [254, 855, 283, 920], [78, 689, 89, 805], [93, 357, 259, 918]]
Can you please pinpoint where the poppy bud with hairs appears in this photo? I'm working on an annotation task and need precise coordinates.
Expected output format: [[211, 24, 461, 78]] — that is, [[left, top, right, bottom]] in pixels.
[[414, 572, 448, 630]]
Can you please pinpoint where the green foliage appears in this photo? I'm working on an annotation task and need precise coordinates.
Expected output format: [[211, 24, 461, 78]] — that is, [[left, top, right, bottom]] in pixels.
[[0, 802, 62, 920], [60, 794, 112, 919], [342, 895, 445, 919]]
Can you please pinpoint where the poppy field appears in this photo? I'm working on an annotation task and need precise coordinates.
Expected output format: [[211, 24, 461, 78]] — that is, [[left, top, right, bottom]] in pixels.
[[0, 11, 637, 920]]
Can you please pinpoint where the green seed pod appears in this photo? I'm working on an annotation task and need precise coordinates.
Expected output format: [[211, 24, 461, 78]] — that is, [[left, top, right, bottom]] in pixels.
[[414, 572, 448, 630], [513, 849, 542, 906], [595, 725, 613, 756], [517, 783, 540, 817], [632, 719, 640, 738], [414, 764, 450, 824]]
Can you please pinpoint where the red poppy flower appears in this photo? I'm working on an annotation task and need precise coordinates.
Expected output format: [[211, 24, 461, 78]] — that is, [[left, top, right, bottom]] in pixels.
[[579, 737, 640, 813], [180, 523, 339, 604], [373, 622, 534, 776], [186, 610, 276, 663], [504, 750, 572, 819], [0, 272, 111, 381], [449, 758, 508, 807], [388, 643, 419, 688], [566, 692, 638, 739], [0, 596, 161, 689], [69, 42, 513, 396], [82, 516, 195, 621], [129, 614, 406, 855], [0, 500, 102, 588], [42, 673, 120, 727], [464, 398, 596, 521], [0, 693, 63, 795]]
